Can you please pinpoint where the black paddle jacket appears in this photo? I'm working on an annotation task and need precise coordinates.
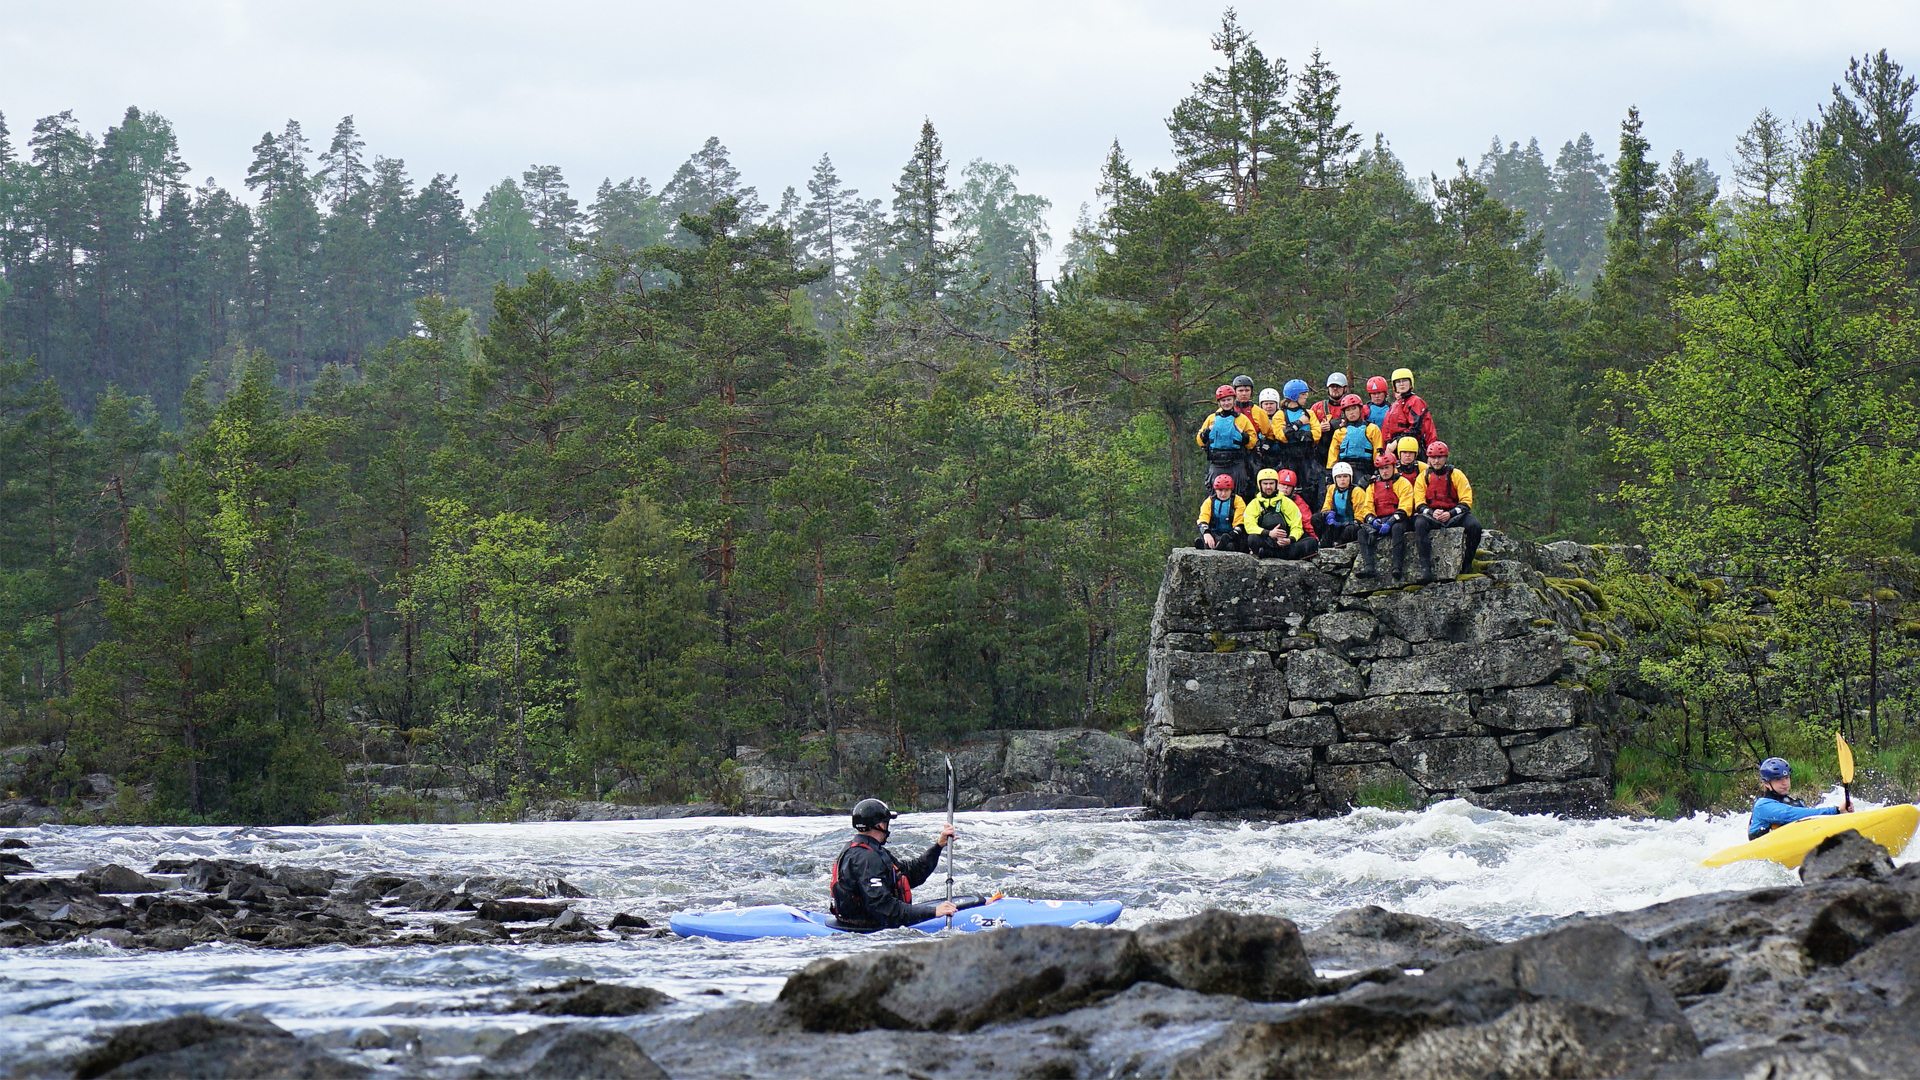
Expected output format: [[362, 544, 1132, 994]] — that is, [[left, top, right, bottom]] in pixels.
[[830, 835, 946, 928]]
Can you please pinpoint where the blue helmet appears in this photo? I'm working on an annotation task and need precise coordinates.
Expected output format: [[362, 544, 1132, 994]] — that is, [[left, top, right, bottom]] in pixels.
[[1758, 757, 1791, 781], [1283, 379, 1309, 401]]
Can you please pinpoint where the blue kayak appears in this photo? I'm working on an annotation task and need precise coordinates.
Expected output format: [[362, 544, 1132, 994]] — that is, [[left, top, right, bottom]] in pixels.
[[670, 897, 1124, 942]]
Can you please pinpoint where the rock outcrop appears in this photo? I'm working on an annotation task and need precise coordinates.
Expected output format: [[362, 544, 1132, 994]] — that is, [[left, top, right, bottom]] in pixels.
[[1145, 532, 1645, 818]]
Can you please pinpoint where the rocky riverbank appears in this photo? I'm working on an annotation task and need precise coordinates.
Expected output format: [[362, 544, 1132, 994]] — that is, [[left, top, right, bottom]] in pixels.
[[11, 828, 1920, 1077]]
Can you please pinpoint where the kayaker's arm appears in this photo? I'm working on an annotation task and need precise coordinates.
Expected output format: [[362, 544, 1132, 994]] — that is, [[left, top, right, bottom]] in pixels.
[[901, 838, 946, 889], [1749, 799, 1840, 836]]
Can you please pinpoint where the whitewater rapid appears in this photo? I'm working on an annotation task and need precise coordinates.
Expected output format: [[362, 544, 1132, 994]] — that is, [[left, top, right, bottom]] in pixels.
[[0, 798, 1870, 1073]]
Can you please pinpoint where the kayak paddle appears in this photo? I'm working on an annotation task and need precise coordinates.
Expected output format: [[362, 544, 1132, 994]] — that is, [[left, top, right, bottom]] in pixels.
[[1838, 732, 1855, 810], [944, 754, 955, 930]]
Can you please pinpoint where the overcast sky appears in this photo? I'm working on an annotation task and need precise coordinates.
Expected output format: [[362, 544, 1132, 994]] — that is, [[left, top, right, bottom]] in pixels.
[[3, 1, 1917, 273]]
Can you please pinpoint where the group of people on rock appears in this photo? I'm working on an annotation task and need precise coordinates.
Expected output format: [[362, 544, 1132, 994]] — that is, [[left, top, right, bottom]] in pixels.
[[1193, 367, 1477, 583]]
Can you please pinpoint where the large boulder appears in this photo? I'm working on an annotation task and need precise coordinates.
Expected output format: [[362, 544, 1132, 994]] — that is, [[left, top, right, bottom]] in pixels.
[[1285, 649, 1365, 702], [1507, 728, 1607, 781], [1155, 549, 1339, 634], [1801, 829, 1897, 884], [1147, 736, 1318, 817], [1334, 693, 1474, 742], [777, 925, 1146, 1032], [1478, 685, 1590, 732], [1465, 779, 1612, 817], [71, 1015, 367, 1079], [1133, 909, 1322, 1002], [1170, 923, 1699, 1078], [1364, 578, 1552, 645], [78, 864, 166, 895], [1390, 737, 1509, 791], [1301, 905, 1499, 971], [1366, 636, 1566, 696], [475, 1025, 667, 1079], [1155, 650, 1288, 735]]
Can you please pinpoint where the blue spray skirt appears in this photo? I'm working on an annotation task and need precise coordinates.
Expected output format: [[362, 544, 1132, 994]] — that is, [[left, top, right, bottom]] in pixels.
[[669, 897, 1125, 942]]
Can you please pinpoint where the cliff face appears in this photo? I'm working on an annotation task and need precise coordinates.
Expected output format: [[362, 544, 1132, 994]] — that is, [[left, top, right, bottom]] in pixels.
[[1145, 531, 1641, 819]]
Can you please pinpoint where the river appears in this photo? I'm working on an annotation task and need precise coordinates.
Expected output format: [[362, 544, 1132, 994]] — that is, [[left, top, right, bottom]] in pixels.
[[0, 799, 1849, 1074]]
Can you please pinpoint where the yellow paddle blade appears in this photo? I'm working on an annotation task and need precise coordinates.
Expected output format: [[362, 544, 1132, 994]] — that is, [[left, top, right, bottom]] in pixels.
[[1837, 732, 1856, 785]]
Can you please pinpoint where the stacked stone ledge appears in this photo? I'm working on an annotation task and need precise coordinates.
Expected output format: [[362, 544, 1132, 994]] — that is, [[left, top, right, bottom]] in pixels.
[[1145, 530, 1632, 819]]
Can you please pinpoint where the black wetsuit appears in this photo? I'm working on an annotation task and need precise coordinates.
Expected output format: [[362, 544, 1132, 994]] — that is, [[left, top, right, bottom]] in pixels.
[[829, 835, 946, 928]]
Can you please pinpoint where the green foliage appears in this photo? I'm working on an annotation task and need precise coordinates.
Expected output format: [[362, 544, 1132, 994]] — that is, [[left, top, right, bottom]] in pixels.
[[1355, 778, 1421, 811]]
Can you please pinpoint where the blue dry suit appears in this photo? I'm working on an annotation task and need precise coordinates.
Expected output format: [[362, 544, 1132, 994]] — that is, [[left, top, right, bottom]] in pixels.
[[1747, 792, 1837, 840]]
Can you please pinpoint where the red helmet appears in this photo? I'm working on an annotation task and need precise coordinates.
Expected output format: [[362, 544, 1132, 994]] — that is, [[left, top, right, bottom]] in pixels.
[[1427, 440, 1449, 457], [1212, 473, 1236, 490], [1276, 469, 1298, 486], [1366, 376, 1389, 395], [1374, 451, 1397, 470], [1340, 394, 1363, 409], [1214, 384, 1236, 401]]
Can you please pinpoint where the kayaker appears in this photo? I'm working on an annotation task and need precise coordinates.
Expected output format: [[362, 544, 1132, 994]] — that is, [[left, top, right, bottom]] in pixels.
[[1748, 758, 1852, 840], [829, 798, 959, 929]]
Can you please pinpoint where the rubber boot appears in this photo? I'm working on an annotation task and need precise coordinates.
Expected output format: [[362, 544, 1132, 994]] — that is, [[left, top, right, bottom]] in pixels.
[[1361, 541, 1378, 577], [1416, 554, 1435, 585]]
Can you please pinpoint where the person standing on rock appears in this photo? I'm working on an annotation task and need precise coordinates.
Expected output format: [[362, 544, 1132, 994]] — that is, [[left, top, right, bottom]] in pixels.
[[830, 799, 959, 929], [1382, 367, 1437, 458], [1363, 450, 1411, 578], [1254, 387, 1288, 477], [1245, 468, 1318, 560], [1230, 375, 1275, 446], [1195, 474, 1248, 551], [1325, 394, 1384, 484], [1748, 759, 1851, 840], [1365, 376, 1392, 429], [1197, 385, 1257, 498], [1410, 441, 1481, 584], [1273, 380, 1323, 507]]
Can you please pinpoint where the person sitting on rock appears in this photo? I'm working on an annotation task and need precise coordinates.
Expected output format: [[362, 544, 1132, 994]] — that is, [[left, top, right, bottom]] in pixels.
[[1244, 468, 1318, 560], [1325, 394, 1384, 484], [1194, 473, 1248, 551], [1382, 367, 1437, 458], [1363, 450, 1412, 578], [1319, 461, 1371, 546], [830, 799, 958, 929], [1748, 759, 1852, 840], [1196, 384, 1257, 497], [1282, 468, 1319, 542], [1410, 441, 1481, 584]]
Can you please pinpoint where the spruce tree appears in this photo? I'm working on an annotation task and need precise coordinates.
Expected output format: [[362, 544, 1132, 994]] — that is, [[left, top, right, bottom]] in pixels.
[[891, 120, 952, 301]]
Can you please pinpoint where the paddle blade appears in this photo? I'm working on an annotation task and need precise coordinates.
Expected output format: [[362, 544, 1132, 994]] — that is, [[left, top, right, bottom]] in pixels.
[[1837, 732, 1856, 784]]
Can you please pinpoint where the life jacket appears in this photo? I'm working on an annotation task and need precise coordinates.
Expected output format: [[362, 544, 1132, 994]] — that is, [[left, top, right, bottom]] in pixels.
[[1423, 465, 1461, 510], [1749, 792, 1809, 840], [1280, 405, 1313, 445], [1368, 401, 1390, 428], [1205, 412, 1245, 453], [829, 839, 912, 919], [1337, 422, 1374, 461], [1327, 486, 1356, 525], [1206, 496, 1237, 531], [1369, 477, 1402, 520]]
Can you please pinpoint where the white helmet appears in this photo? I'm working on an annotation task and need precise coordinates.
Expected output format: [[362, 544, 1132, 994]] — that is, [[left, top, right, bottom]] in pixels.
[[1331, 461, 1354, 479], [1258, 387, 1280, 405], [1326, 371, 1349, 387]]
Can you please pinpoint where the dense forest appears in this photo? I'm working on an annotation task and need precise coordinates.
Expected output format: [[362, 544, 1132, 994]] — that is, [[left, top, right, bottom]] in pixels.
[[1, 15, 1917, 821]]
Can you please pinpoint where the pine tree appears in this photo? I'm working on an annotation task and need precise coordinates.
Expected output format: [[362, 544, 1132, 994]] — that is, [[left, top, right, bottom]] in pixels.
[[891, 120, 952, 301], [522, 165, 583, 265], [1546, 133, 1610, 288], [661, 138, 763, 240], [316, 116, 369, 212], [1818, 50, 1920, 207], [586, 177, 667, 252], [1291, 49, 1360, 190], [1166, 10, 1293, 210]]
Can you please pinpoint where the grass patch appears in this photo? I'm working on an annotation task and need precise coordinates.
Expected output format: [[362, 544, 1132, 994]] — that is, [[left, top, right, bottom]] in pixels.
[[1355, 779, 1423, 811]]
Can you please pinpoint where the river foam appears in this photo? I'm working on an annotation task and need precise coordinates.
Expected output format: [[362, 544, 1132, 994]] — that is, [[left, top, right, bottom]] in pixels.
[[0, 796, 1887, 1073]]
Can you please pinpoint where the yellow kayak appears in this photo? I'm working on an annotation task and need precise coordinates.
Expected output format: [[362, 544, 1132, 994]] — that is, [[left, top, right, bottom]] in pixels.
[[1703, 804, 1919, 869]]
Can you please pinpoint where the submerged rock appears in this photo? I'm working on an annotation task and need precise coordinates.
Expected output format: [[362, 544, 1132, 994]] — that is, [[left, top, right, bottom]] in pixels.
[[71, 1014, 368, 1079], [508, 978, 674, 1017], [475, 1025, 667, 1079]]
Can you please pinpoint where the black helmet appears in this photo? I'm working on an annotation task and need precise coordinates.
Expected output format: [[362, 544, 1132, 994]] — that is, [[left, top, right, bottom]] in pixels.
[[851, 798, 898, 831], [1231, 375, 1255, 388]]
